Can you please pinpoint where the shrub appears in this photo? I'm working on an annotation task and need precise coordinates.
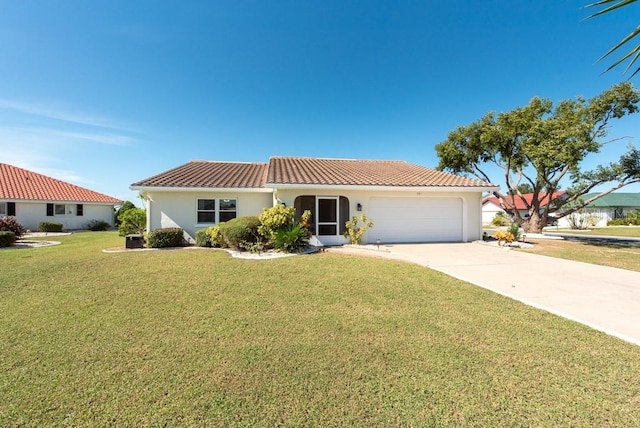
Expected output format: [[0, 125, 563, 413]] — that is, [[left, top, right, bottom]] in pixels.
[[273, 224, 310, 253], [38, 222, 63, 232], [195, 228, 212, 247], [508, 222, 522, 241], [491, 212, 511, 227], [206, 225, 226, 247], [258, 205, 297, 240], [146, 227, 184, 248], [115, 201, 137, 225], [86, 220, 110, 231], [0, 231, 16, 247], [0, 216, 26, 237], [495, 230, 515, 246], [118, 208, 146, 236], [218, 216, 260, 250], [344, 215, 374, 245]]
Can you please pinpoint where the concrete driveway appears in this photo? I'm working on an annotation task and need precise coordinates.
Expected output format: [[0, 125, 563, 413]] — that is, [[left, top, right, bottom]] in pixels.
[[330, 242, 640, 346]]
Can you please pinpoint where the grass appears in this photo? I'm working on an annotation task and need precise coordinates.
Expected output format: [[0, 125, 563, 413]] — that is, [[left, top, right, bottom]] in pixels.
[[519, 238, 640, 272], [545, 226, 640, 238], [2, 232, 640, 426]]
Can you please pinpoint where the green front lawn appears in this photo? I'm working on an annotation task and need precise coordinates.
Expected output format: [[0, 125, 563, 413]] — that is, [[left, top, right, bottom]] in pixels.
[[545, 226, 640, 238], [2, 232, 640, 426]]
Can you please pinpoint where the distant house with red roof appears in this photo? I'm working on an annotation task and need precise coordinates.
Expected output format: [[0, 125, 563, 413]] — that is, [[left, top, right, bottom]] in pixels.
[[0, 163, 122, 231], [131, 157, 498, 245], [482, 191, 567, 224]]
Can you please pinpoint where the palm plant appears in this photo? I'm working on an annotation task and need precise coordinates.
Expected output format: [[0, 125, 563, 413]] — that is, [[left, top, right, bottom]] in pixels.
[[585, 0, 640, 77]]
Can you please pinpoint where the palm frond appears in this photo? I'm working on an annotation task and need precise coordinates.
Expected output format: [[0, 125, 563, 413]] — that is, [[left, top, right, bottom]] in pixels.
[[584, 0, 638, 19]]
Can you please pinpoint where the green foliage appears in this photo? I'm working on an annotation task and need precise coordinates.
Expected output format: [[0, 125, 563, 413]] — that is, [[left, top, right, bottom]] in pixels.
[[241, 240, 266, 253], [436, 83, 640, 232], [272, 223, 310, 253], [607, 209, 640, 225], [584, 0, 640, 77], [86, 220, 110, 231], [344, 215, 374, 245], [218, 216, 261, 250], [0, 230, 16, 247], [206, 225, 226, 247], [118, 208, 146, 236], [146, 228, 184, 248], [258, 204, 298, 240], [0, 216, 26, 237], [115, 201, 137, 225], [491, 212, 511, 227], [508, 222, 522, 241], [195, 228, 212, 247], [38, 222, 63, 232]]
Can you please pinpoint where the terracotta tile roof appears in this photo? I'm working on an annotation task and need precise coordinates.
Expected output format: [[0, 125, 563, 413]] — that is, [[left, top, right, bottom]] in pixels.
[[131, 160, 269, 188], [483, 191, 566, 210], [0, 163, 122, 204], [266, 157, 495, 187]]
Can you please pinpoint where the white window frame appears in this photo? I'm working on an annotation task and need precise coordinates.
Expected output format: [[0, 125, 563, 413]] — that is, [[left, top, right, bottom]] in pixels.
[[196, 198, 237, 225], [0, 202, 6, 216]]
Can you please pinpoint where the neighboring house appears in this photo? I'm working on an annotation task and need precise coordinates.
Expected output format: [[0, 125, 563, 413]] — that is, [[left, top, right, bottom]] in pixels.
[[482, 191, 567, 224], [0, 163, 122, 231], [130, 157, 498, 245], [555, 192, 640, 227]]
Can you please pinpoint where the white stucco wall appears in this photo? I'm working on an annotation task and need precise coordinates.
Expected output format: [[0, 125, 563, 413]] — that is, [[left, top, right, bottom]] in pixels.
[[144, 190, 273, 242], [8, 201, 115, 231]]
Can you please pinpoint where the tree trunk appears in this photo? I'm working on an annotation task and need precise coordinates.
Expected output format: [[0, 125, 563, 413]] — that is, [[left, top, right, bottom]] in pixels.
[[522, 211, 546, 233]]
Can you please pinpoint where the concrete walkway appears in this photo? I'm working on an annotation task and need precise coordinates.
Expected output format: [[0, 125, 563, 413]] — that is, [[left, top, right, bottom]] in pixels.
[[329, 242, 640, 346]]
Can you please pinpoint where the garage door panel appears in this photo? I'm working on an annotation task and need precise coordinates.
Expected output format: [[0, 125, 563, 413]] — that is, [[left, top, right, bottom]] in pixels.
[[369, 197, 462, 243]]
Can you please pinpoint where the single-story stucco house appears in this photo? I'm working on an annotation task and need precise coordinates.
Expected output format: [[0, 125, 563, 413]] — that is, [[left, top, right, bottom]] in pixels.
[[482, 191, 567, 224], [0, 163, 122, 231], [130, 157, 498, 245], [554, 192, 640, 228]]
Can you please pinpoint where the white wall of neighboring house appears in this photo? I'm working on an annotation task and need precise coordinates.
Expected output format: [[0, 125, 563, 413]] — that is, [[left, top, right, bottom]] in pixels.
[[482, 201, 504, 224], [143, 190, 273, 243], [9, 201, 116, 231]]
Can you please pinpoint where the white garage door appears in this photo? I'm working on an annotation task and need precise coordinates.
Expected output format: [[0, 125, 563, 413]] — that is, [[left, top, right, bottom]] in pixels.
[[368, 197, 463, 243]]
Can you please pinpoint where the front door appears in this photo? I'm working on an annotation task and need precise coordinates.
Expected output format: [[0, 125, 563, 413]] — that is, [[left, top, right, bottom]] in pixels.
[[317, 197, 338, 236]]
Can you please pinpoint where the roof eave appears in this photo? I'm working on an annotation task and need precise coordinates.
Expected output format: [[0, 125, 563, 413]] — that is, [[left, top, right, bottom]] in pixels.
[[130, 185, 274, 193], [267, 183, 500, 192]]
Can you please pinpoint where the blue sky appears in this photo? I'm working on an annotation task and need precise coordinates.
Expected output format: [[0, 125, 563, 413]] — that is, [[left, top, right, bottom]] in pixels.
[[1, 0, 639, 204]]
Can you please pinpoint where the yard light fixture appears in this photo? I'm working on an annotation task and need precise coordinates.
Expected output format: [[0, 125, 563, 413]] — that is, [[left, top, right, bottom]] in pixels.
[[376, 238, 380, 249]]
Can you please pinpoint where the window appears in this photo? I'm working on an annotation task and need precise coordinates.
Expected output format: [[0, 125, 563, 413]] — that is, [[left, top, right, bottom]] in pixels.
[[76, 204, 83, 216], [0, 202, 6, 216], [55, 204, 66, 215], [197, 198, 237, 224], [197, 199, 216, 223], [219, 199, 237, 222]]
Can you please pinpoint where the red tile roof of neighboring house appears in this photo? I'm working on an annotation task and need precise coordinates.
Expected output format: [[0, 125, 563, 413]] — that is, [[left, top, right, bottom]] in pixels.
[[0, 163, 122, 204], [266, 157, 496, 187], [483, 191, 566, 210], [130, 160, 269, 188]]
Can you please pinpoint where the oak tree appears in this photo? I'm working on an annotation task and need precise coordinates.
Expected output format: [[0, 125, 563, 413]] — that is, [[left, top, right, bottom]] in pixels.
[[435, 82, 640, 232]]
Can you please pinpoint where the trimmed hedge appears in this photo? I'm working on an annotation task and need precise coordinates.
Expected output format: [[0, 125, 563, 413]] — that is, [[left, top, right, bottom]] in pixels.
[[38, 222, 63, 232], [218, 216, 260, 250], [146, 227, 185, 248], [0, 231, 16, 247]]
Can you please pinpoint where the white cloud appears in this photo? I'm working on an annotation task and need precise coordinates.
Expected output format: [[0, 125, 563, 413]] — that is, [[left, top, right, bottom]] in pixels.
[[0, 99, 131, 130]]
